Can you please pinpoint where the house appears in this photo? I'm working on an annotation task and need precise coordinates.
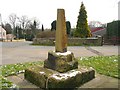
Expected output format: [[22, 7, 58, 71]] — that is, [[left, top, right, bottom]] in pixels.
[[90, 27, 106, 36], [0, 26, 6, 41]]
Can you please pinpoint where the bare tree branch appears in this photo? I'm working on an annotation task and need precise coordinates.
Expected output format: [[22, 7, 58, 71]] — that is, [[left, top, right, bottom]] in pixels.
[[9, 13, 17, 29]]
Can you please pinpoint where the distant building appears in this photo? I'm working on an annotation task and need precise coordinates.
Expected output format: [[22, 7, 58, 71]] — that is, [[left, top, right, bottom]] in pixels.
[[6, 34, 15, 41], [0, 26, 6, 40], [118, 1, 120, 20], [90, 27, 106, 36]]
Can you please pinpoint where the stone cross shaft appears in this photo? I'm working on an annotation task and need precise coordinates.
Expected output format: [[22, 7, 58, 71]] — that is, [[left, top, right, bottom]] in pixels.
[[55, 9, 67, 53]]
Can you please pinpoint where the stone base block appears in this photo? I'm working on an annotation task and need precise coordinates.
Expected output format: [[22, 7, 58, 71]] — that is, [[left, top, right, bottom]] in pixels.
[[44, 51, 78, 73], [25, 66, 95, 89]]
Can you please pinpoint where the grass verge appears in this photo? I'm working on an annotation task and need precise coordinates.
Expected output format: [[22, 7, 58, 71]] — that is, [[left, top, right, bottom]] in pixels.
[[1, 55, 119, 88]]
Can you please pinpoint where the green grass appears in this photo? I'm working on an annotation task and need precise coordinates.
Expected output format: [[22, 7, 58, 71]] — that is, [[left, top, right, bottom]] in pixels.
[[78, 55, 119, 79], [1, 61, 43, 77], [1, 61, 43, 88], [0, 75, 18, 89], [1, 55, 119, 88]]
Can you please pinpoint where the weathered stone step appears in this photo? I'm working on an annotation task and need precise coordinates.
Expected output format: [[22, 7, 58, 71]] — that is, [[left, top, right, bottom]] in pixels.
[[6, 73, 119, 89]]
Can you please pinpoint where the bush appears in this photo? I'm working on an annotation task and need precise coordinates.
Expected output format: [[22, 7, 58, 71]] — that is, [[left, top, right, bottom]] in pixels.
[[36, 31, 55, 38]]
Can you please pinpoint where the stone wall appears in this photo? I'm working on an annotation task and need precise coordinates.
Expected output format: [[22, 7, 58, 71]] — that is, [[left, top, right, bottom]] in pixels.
[[33, 36, 103, 46]]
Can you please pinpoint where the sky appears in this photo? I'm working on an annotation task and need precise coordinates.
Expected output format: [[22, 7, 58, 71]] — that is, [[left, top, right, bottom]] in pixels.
[[0, 0, 119, 29]]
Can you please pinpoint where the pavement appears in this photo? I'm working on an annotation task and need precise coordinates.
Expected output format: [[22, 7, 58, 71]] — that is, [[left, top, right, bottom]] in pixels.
[[1, 41, 119, 89]]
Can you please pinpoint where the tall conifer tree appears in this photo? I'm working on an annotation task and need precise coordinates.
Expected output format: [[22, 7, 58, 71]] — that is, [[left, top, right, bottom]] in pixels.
[[74, 2, 91, 38]]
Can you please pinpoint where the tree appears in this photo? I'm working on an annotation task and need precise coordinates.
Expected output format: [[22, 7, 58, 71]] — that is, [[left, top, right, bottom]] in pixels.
[[18, 15, 31, 29], [51, 20, 71, 35], [89, 21, 103, 28], [1, 23, 5, 28], [74, 2, 91, 38], [42, 24, 44, 31], [66, 21, 71, 35], [16, 26, 24, 39], [4, 23, 12, 34], [51, 20, 56, 31], [17, 15, 31, 39], [33, 20, 37, 29], [9, 13, 17, 35], [29, 20, 39, 38]]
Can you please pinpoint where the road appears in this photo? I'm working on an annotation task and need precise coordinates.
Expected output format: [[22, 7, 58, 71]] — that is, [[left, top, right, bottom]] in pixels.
[[1, 41, 118, 65]]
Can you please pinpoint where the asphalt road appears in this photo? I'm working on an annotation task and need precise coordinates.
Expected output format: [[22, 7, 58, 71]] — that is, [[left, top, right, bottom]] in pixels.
[[1, 41, 118, 65]]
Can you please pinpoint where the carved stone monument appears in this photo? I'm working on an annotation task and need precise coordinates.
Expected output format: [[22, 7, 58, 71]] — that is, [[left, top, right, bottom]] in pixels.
[[55, 9, 67, 52], [44, 9, 78, 72], [25, 9, 95, 89]]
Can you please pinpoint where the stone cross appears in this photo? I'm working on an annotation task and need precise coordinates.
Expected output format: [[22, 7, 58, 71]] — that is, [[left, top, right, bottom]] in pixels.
[[55, 9, 67, 52]]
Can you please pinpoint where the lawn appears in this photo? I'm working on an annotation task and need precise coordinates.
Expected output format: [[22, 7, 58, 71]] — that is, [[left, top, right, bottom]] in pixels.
[[78, 55, 119, 79], [0, 75, 17, 89], [1, 61, 43, 88], [0, 55, 119, 88]]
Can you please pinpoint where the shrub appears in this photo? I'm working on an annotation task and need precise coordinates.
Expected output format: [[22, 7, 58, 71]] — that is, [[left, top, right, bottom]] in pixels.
[[36, 31, 55, 38]]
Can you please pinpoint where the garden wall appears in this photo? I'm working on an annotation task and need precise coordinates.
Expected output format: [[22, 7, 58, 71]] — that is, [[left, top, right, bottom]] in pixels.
[[33, 36, 103, 46]]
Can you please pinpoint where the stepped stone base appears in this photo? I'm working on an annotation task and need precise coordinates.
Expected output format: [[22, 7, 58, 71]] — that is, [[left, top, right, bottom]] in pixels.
[[25, 66, 95, 89], [44, 51, 78, 73]]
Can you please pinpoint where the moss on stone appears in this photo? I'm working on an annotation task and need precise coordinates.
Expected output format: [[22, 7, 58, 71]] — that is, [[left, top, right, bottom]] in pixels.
[[79, 67, 95, 84], [44, 51, 78, 73], [25, 66, 95, 89], [25, 66, 56, 89], [48, 72, 82, 88], [55, 59, 78, 73]]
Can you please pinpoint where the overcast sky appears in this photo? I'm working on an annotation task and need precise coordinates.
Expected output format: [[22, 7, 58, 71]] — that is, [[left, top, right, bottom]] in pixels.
[[0, 0, 119, 28]]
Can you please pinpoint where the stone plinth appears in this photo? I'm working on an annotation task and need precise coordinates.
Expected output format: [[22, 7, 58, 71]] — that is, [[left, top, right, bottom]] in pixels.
[[25, 66, 95, 89], [44, 51, 78, 73], [55, 9, 67, 52], [24, 8, 96, 89]]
